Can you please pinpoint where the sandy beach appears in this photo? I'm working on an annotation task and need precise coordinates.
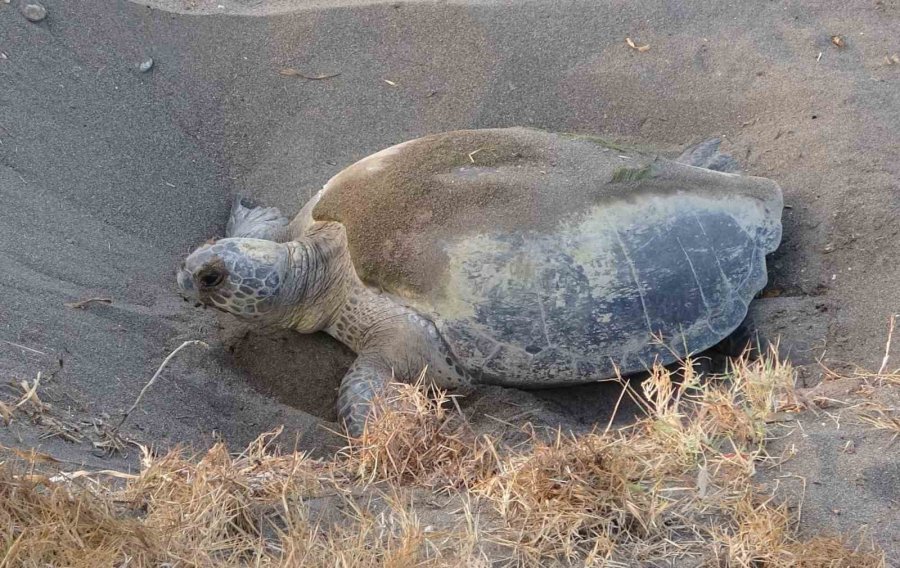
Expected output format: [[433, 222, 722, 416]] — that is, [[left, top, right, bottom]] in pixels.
[[1, 0, 897, 560]]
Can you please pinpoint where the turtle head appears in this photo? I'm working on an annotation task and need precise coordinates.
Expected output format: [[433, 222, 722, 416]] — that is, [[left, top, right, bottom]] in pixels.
[[177, 238, 289, 324]]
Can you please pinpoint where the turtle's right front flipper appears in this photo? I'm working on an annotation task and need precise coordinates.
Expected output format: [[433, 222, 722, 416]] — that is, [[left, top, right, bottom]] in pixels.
[[226, 195, 292, 241], [337, 353, 394, 437]]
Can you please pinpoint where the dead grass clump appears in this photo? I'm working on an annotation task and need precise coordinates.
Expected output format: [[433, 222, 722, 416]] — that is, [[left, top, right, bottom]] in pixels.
[[710, 492, 886, 568], [1, 372, 85, 443], [783, 535, 886, 568], [1, 374, 49, 426], [465, 352, 799, 564], [698, 352, 798, 451], [707, 490, 795, 566], [118, 429, 331, 565], [633, 361, 709, 474], [728, 350, 799, 417], [122, 445, 279, 563], [0, 465, 154, 567], [342, 378, 498, 489], [476, 431, 664, 564], [275, 489, 486, 567], [856, 403, 900, 442]]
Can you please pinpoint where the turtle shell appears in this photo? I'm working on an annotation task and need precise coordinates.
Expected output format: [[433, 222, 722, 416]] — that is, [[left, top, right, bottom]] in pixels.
[[312, 128, 782, 386]]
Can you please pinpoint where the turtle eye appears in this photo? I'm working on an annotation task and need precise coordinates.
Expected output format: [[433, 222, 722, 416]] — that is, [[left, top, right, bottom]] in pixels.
[[197, 268, 225, 289]]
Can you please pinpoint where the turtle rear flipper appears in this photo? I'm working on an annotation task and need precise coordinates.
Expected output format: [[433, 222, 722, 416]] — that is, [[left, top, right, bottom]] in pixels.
[[676, 138, 740, 173], [226, 195, 291, 241]]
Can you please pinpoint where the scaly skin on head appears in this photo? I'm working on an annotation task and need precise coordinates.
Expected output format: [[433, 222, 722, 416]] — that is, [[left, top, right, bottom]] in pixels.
[[178, 238, 289, 322], [178, 233, 347, 332]]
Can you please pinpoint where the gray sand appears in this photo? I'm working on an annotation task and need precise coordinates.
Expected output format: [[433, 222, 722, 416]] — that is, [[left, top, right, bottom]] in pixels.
[[1, 0, 898, 557]]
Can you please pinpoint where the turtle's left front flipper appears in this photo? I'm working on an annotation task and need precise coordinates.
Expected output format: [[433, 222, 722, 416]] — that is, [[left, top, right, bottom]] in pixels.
[[226, 195, 292, 241], [676, 138, 741, 173]]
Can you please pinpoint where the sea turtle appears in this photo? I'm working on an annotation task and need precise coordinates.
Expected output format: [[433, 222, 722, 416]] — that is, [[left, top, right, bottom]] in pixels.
[[177, 128, 783, 434]]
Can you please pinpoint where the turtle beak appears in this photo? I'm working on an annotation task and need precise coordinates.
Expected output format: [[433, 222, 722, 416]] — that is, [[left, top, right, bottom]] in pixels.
[[176, 266, 197, 301]]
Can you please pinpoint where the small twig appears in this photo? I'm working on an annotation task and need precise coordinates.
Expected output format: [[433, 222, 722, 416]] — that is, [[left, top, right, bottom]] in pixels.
[[0, 340, 48, 356], [448, 394, 471, 429], [114, 340, 208, 431], [625, 37, 651, 52], [877, 314, 896, 375], [776, 474, 807, 525], [279, 68, 341, 80], [603, 374, 630, 435], [64, 297, 112, 309], [49, 469, 139, 483], [15, 373, 42, 410], [0, 444, 60, 464]]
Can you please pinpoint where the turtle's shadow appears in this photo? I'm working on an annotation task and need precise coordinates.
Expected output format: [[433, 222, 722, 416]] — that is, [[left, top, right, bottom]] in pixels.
[[222, 322, 648, 434], [527, 379, 646, 430], [478, 341, 758, 437], [219, 319, 756, 438]]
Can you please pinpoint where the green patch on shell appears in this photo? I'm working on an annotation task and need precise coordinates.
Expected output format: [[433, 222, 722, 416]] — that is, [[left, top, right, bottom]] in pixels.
[[558, 131, 662, 154], [558, 132, 633, 152], [610, 165, 654, 183]]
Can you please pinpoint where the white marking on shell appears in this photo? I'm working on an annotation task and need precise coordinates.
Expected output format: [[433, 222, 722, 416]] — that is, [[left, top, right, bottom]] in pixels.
[[614, 228, 654, 334], [430, 192, 775, 349]]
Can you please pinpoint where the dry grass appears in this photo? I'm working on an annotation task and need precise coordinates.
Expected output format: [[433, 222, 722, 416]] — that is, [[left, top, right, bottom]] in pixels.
[[856, 403, 900, 443], [816, 314, 900, 442], [341, 374, 498, 489], [783, 535, 887, 568], [822, 314, 900, 388], [0, 350, 888, 567], [709, 496, 885, 567], [0, 372, 85, 444]]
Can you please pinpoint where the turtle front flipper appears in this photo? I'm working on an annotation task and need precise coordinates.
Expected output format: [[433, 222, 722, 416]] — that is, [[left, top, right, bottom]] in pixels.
[[337, 353, 393, 437], [676, 138, 740, 173], [226, 195, 292, 241]]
